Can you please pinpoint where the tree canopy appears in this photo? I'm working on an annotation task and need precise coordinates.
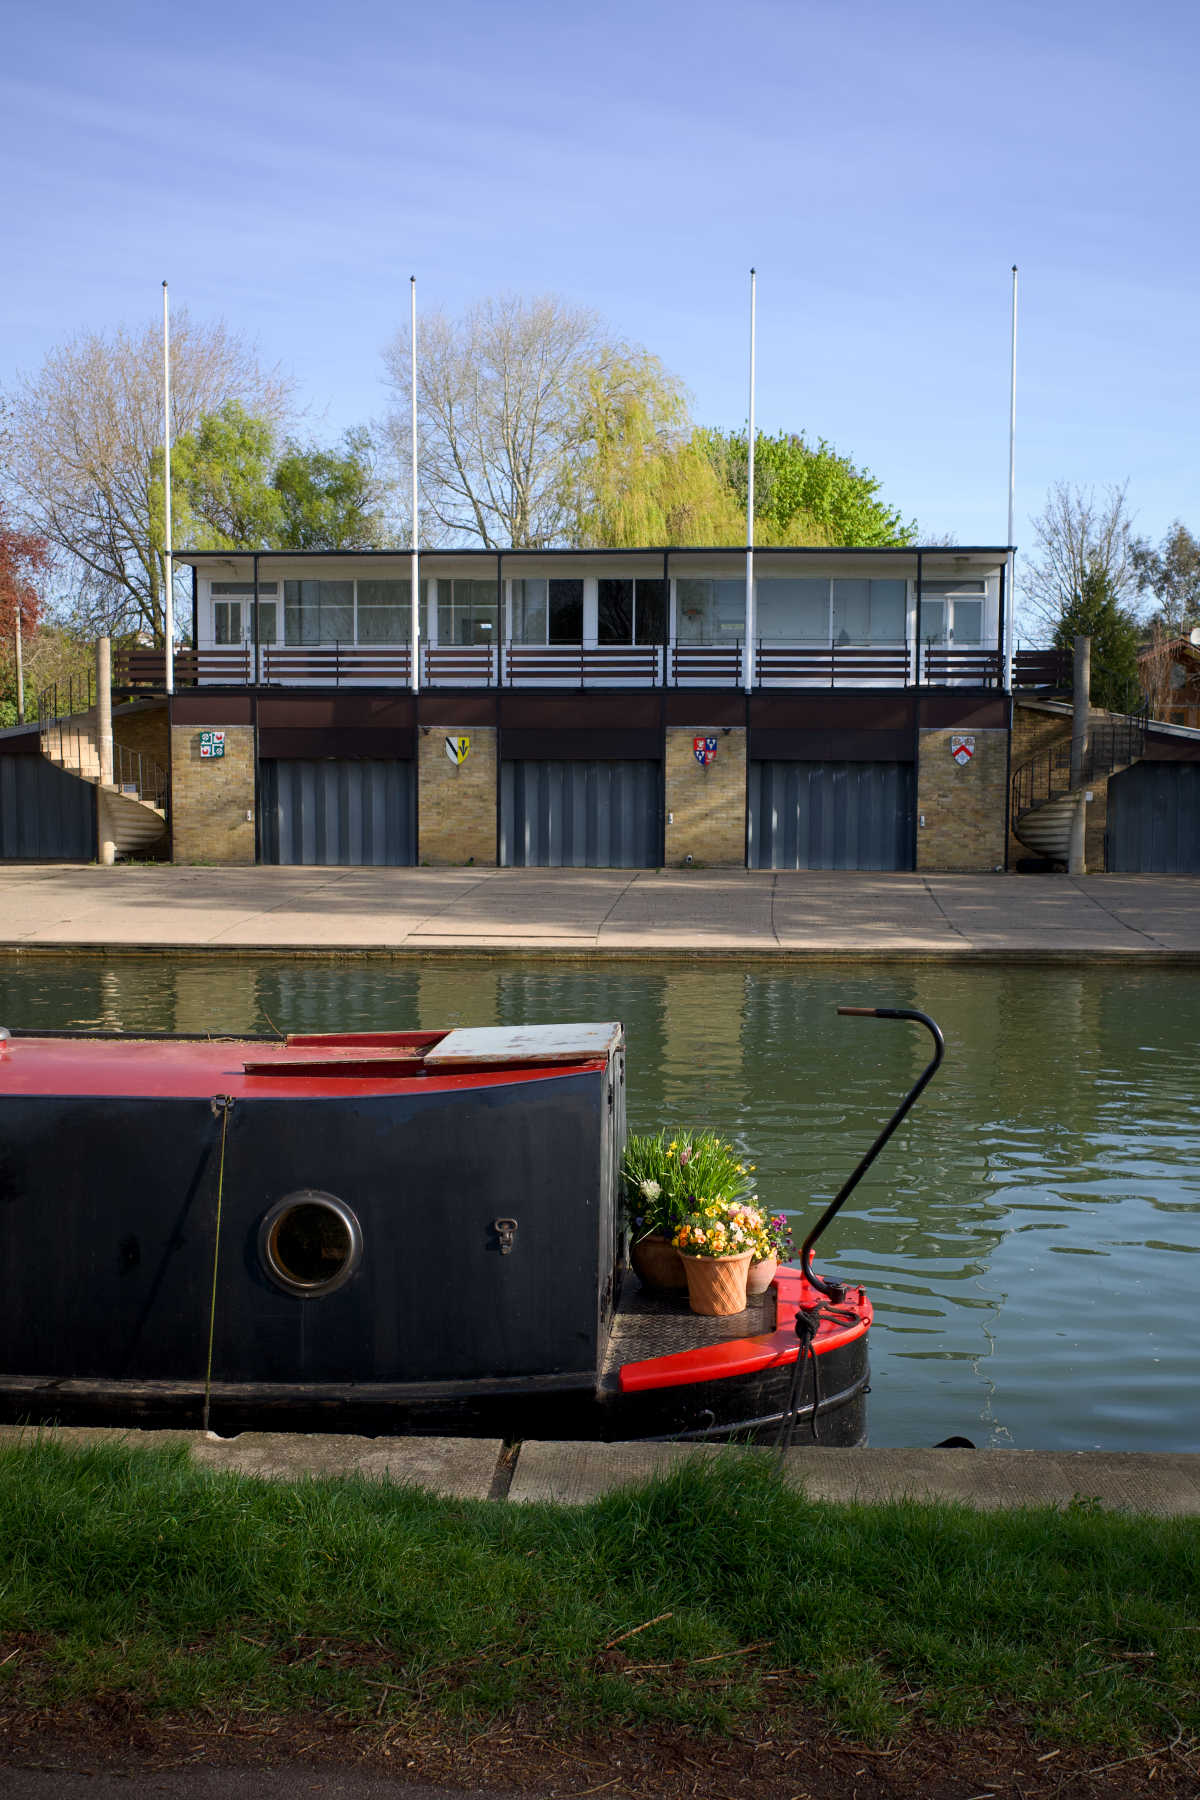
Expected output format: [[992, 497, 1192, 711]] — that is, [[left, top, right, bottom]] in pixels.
[[1131, 522, 1200, 639], [2, 312, 291, 643], [383, 294, 689, 549], [169, 404, 385, 554], [698, 429, 915, 547], [1023, 482, 1140, 640], [1052, 560, 1143, 714]]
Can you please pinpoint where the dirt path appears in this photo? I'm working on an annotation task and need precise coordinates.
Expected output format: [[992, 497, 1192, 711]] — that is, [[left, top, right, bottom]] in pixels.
[[2, 1703, 1196, 1800]]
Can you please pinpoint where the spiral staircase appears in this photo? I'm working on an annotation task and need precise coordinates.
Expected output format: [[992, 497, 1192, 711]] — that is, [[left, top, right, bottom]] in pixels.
[[37, 678, 168, 859], [1010, 709, 1148, 864]]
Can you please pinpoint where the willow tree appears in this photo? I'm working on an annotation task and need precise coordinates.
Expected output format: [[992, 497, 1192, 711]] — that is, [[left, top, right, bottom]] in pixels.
[[382, 294, 689, 549], [566, 362, 747, 547]]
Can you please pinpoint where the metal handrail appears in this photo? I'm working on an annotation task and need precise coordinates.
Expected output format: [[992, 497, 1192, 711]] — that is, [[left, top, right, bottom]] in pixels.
[[800, 1007, 945, 1302], [112, 743, 169, 811], [1011, 704, 1149, 821]]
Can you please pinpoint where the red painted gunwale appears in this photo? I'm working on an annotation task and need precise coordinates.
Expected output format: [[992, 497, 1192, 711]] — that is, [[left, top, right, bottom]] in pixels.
[[617, 1266, 871, 1393], [0, 1034, 609, 1101]]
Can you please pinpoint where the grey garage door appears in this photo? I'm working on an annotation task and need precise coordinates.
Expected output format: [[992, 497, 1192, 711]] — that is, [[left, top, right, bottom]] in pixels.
[[501, 760, 660, 867], [749, 760, 914, 870], [260, 759, 415, 866], [0, 755, 96, 861], [1107, 761, 1200, 873]]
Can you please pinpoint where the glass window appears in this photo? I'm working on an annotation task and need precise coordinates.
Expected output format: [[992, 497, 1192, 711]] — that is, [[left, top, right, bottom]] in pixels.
[[832, 579, 870, 644], [952, 599, 983, 644], [438, 579, 498, 646], [284, 580, 353, 645], [214, 600, 241, 646], [598, 578, 633, 645], [214, 599, 276, 644], [757, 578, 828, 640], [211, 581, 279, 596], [676, 579, 745, 644], [510, 578, 548, 644], [357, 579, 412, 645], [548, 579, 583, 643], [920, 599, 947, 644], [635, 578, 667, 645], [868, 580, 906, 643]]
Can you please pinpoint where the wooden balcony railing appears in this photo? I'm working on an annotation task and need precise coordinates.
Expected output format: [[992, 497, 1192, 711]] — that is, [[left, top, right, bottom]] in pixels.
[[114, 646, 251, 687], [503, 645, 661, 684], [261, 645, 413, 685], [757, 643, 911, 685], [671, 643, 743, 684], [111, 637, 1016, 694], [1012, 648, 1070, 688], [425, 644, 495, 684], [921, 647, 1003, 685]]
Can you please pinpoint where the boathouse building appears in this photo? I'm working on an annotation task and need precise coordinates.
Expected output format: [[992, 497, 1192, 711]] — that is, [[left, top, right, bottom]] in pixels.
[[8, 544, 1200, 873]]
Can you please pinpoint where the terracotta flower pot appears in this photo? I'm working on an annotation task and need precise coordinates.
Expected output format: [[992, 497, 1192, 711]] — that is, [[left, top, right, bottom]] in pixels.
[[746, 1253, 778, 1297], [630, 1232, 687, 1291], [679, 1249, 753, 1317]]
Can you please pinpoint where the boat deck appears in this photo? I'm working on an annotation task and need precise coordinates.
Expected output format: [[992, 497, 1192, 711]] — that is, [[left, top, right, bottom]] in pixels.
[[599, 1271, 776, 1394]]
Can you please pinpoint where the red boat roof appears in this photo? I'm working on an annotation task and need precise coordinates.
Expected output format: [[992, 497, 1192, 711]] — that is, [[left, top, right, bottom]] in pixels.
[[0, 1023, 623, 1101]]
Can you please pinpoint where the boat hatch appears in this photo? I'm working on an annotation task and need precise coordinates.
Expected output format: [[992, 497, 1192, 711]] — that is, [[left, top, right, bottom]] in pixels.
[[239, 1023, 624, 1079]]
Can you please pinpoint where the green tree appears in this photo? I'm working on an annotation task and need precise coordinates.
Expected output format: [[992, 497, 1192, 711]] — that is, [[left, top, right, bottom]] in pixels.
[[1131, 522, 1200, 639], [273, 428, 384, 550], [169, 407, 385, 553], [698, 429, 916, 546], [566, 364, 747, 547], [1053, 561, 1143, 713], [169, 402, 283, 550]]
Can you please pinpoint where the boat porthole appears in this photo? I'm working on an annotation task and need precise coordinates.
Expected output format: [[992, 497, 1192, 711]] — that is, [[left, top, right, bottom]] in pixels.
[[258, 1191, 362, 1297]]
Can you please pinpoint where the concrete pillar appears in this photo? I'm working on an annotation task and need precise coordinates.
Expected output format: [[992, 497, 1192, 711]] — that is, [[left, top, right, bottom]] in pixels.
[[96, 638, 115, 866]]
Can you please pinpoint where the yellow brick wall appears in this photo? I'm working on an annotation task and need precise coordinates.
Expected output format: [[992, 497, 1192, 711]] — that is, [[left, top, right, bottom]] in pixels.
[[664, 727, 746, 867], [112, 703, 169, 767], [916, 728, 1008, 871], [169, 725, 256, 865], [418, 725, 497, 865]]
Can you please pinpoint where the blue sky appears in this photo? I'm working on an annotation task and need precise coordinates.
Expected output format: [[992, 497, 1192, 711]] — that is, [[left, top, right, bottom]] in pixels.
[[2, 0, 1196, 567]]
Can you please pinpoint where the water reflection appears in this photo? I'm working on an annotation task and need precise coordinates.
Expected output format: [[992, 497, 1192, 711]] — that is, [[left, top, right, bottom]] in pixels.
[[1, 956, 1197, 1453]]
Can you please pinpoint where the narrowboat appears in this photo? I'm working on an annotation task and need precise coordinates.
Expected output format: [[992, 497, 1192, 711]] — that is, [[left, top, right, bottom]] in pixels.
[[0, 1009, 942, 1444]]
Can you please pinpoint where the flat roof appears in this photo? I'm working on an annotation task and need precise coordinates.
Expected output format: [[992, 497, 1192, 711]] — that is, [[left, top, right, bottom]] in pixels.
[[180, 545, 1013, 576]]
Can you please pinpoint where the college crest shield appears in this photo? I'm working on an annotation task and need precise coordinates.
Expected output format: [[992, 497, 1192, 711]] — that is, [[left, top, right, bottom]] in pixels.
[[445, 735, 470, 766], [950, 734, 974, 766], [693, 736, 717, 767]]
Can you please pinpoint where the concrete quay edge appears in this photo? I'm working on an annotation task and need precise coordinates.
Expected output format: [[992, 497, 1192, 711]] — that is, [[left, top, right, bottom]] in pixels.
[[5, 939, 1200, 965], [3, 1426, 1199, 1518]]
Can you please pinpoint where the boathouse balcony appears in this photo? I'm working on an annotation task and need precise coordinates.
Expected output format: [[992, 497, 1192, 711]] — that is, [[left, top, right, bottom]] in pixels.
[[117, 547, 1034, 695]]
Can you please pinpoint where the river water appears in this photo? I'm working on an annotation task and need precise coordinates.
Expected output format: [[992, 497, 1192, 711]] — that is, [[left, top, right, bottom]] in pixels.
[[3, 955, 1198, 1453]]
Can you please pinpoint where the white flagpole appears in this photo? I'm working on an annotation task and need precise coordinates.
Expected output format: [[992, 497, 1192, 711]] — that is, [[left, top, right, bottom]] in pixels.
[[1005, 263, 1018, 688], [744, 267, 756, 695], [410, 276, 419, 696], [162, 280, 174, 696]]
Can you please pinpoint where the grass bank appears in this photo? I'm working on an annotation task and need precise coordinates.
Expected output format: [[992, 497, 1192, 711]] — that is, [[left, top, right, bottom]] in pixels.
[[1, 1438, 1197, 1752]]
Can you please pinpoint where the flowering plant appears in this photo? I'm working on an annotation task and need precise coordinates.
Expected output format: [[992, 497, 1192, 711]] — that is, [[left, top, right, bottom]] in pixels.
[[622, 1129, 757, 1242], [673, 1197, 765, 1261], [752, 1211, 797, 1264]]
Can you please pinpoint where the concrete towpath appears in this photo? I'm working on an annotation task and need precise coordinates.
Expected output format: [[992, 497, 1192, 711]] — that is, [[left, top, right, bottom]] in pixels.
[[1, 864, 1199, 958], [4, 1426, 1198, 1517]]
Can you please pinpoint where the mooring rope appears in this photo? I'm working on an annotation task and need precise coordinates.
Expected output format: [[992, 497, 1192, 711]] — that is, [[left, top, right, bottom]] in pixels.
[[202, 1096, 234, 1434]]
